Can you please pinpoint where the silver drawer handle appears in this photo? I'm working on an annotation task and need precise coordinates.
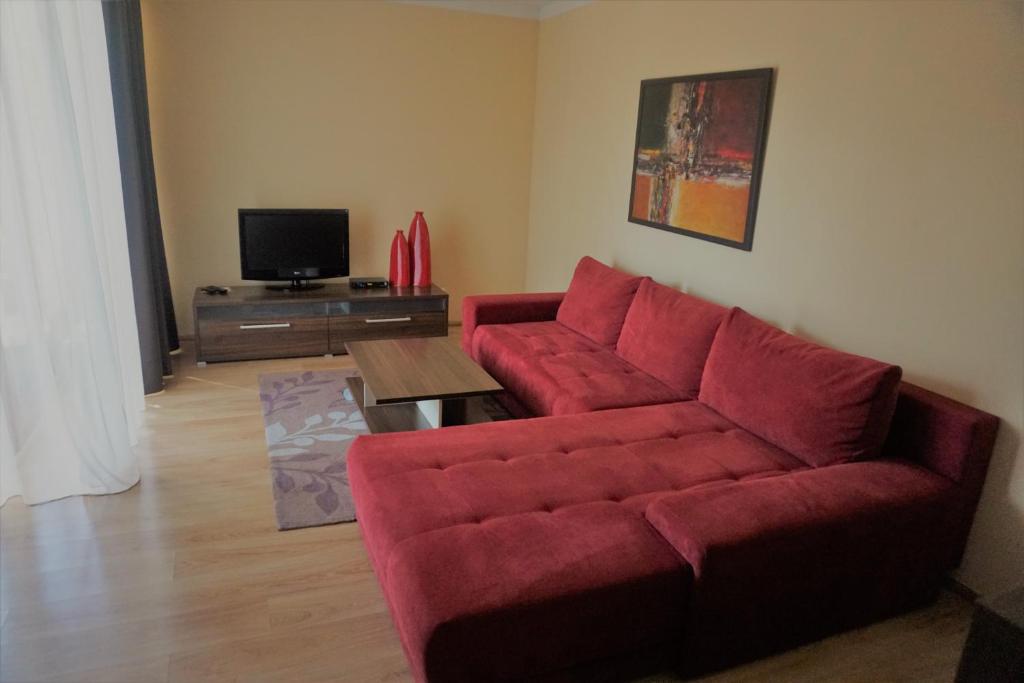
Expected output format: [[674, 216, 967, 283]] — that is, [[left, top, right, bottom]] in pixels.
[[239, 323, 291, 330], [365, 317, 411, 323]]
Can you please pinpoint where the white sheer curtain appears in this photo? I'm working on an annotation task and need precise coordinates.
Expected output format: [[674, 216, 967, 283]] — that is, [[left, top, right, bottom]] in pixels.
[[1, 0, 145, 505]]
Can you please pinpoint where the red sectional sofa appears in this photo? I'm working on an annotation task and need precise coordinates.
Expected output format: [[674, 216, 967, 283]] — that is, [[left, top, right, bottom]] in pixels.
[[348, 256, 999, 682]]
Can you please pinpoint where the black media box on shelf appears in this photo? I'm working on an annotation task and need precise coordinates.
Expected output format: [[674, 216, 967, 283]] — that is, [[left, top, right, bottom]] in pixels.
[[349, 277, 390, 289]]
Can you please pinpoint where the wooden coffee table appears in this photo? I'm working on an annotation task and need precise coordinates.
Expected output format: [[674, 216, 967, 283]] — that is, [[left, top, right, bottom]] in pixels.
[[345, 337, 504, 433]]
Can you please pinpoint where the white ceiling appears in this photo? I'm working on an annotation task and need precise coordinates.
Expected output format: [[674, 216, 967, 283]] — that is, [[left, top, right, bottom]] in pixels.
[[395, 1, 591, 21]]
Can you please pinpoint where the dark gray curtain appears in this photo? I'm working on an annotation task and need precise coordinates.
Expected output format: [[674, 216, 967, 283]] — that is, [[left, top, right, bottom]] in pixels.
[[102, 0, 178, 395]]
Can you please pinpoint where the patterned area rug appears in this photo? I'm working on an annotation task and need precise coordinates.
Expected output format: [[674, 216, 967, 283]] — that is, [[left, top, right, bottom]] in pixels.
[[259, 369, 366, 530]]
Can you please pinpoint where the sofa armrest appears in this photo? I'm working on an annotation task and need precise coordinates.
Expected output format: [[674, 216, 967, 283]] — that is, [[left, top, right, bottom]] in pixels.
[[645, 462, 956, 672], [883, 382, 999, 566], [461, 292, 565, 355]]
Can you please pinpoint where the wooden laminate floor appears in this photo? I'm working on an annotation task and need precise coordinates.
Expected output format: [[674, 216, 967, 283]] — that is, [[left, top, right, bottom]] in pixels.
[[0, 338, 974, 682]]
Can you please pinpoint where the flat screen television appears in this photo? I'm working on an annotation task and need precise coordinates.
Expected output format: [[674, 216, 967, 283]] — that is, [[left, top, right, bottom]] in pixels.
[[239, 209, 349, 290]]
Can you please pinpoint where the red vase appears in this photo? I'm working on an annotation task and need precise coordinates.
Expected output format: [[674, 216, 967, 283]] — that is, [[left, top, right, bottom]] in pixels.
[[408, 211, 432, 287], [389, 230, 411, 287]]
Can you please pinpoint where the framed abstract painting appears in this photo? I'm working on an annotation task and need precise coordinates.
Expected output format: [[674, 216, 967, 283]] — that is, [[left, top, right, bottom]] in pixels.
[[627, 68, 773, 251]]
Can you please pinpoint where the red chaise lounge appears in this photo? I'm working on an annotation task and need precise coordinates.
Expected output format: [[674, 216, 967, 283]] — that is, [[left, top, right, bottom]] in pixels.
[[348, 257, 999, 682]]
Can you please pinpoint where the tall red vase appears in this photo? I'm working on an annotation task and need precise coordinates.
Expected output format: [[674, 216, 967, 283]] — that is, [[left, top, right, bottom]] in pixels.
[[389, 230, 411, 287], [408, 211, 432, 287]]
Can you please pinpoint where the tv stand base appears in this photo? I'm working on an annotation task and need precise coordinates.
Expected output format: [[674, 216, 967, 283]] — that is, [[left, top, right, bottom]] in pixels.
[[192, 283, 449, 363], [265, 279, 325, 291]]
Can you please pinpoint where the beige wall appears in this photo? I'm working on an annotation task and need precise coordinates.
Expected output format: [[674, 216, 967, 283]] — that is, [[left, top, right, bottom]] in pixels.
[[526, 1, 1023, 596], [141, 0, 538, 334]]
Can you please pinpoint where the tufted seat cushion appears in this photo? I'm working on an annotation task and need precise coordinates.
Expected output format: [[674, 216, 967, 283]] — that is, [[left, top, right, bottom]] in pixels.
[[348, 401, 807, 682], [471, 320, 685, 417]]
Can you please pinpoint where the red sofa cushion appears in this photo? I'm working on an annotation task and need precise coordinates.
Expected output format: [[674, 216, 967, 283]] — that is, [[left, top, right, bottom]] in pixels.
[[348, 401, 806, 682], [472, 320, 685, 416], [617, 280, 728, 399], [699, 308, 903, 467], [556, 256, 645, 346], [644, 461, 955, 672]]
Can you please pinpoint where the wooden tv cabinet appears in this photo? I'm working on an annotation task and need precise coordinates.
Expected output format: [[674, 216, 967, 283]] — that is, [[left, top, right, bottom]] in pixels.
[[191, 283, 449, 364]]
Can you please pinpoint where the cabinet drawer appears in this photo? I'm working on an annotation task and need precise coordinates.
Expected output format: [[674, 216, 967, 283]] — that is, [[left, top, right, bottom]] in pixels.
[[329, 312, 445, 351], [198, 317, 328, 361]]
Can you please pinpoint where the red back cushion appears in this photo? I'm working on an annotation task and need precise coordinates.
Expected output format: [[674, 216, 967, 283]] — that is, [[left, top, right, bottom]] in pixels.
[[556, 257, 645, 346], [699, 308, 902, 467], [616, 280, 728, 398]]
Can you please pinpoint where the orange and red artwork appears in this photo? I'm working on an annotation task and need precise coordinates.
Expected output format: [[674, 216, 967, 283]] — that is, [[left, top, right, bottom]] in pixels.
[[628, 69, 773, 250]]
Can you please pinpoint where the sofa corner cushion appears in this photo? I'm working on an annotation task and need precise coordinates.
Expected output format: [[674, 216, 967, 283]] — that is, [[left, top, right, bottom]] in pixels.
[[617, 280, 728, 398], [643, 461, 954, 672], [698, 308, 902, 467], [556, 256, 645, 346], [644, 461, 953, 573]]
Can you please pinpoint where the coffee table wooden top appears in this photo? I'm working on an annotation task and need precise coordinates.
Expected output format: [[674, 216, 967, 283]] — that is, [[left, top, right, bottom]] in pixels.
[[344, 337, 503, 404]]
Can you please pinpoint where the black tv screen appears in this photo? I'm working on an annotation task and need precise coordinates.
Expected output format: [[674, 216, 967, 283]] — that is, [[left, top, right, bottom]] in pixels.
[[239, 209, 349, 283]]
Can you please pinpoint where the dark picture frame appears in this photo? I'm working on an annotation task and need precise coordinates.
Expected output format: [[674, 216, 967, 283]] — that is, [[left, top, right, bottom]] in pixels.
[[627, 68, 774, 251]]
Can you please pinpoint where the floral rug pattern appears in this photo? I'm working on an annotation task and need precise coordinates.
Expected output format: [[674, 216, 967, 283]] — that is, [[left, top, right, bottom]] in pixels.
[[259, 370, 367, 530]]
